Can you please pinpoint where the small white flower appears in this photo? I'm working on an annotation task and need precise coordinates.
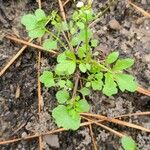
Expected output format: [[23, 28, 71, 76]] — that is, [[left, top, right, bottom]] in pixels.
[[76, 1, 84, 8]]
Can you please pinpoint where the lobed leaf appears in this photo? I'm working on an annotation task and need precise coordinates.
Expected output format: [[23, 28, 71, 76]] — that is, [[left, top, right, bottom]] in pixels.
[[79, 63, 87, 73], [35, 9, 46, 21], [55, 60, 76, 75], [105, 52, 119, 64], [103, 73, 118, 96], [52, 105, 81, 130], [21, 14, 37, 30], [39, 71, 55, 87], [43, 39, 57, 51], [79, 87, 90, 96], [121, 136, 136, 150], [115, 73, 137, 92], [56, 90, 70, 104], [113, 58, 134, 71], [75, 99, 90, 113]]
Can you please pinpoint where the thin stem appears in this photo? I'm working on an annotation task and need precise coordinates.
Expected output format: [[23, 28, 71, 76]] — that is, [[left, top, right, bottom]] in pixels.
[[45, 28, 68, 50], [91, 60, 112, 73]]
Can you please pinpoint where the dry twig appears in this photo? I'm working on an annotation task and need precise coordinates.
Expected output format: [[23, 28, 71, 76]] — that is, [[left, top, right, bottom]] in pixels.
[[0, 38, 32, 77]]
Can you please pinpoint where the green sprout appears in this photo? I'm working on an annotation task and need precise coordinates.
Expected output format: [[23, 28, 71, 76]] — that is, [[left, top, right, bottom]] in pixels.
[[21, 5, 138, 149]]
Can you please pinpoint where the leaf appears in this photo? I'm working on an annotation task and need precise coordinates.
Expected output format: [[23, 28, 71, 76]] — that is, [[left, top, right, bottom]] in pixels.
[[121, 136, 136, 150], [95, 72, 103, 80], [79, 63, 87, 73], [68, 109, 80, 120], [71, 36, 80, 46], [70, 27, 77, 35], [57, 80, 66, 88], [105, 52, 119, 64], [62, 21, 69, 31], [55, 60, 76, 75], [77, 45, 86, 59], [79, 29, 92, 41], [65, 50, 76, 61], [28, 28, 45, 38], [35, 9, 46, 21], [91, 80, 103, 91], [39, 71, 55, 87], [57, 52, 66, 63], [86, 82, 91, 87], [21, 14, 37, 30], [113, 58, 134, 71], [75, 99, 90, 113], [79, 87, 90, 96], [86, 63, 91, 71], [56, 90, 70, 104], [66, 80, 73, 88], [76, 21, 85, 29], [43, 39, 57, 51], [52, 105, 81, 130], [102, 73, 118, 96], [115, 73, 137, 92], [91, 39, 98, 47]]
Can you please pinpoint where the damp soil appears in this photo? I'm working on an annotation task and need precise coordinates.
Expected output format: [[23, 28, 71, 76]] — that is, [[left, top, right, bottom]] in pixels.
[[0, 0, 150, 149]]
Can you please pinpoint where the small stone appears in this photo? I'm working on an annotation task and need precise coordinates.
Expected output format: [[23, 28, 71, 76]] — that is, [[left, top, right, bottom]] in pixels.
[[109, 19, 121, 30], [143, 54, 150, 62], [43, 135, 60, 148], [21, 132, 27, 138]]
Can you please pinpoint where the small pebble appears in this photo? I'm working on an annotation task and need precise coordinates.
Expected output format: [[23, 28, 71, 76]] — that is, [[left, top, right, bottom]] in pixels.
[[109, 19, 121, 30]]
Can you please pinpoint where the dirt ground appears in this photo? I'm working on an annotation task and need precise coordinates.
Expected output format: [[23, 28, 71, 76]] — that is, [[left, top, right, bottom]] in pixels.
[[0, 0, 150, 149]]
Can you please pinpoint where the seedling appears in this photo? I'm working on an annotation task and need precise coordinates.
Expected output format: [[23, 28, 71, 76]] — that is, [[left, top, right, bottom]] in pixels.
[[21, 5, 138, 149]]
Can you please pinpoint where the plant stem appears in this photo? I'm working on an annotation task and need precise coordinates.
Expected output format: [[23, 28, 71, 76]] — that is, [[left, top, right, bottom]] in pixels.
[[91, 60, 112, 73], [70, 70, 80, 105], [45, 28, 68, 50]]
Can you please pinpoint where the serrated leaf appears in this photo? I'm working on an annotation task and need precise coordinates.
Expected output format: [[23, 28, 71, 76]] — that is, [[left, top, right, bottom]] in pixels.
[[43, 39, 57, 51], [113, 58, 134, 71], [105, 52, 119, 64], [79, 63, 87, 73], [103, 73, 118, 96], [121, 136, 136, 150], [28, 28, 45, 38], [91, 80, 103, 91], [35, 9, 46, 20], [21, 14, 37, 30], [52, 105, 81, 130], [91, 39, 98, 47], [115, 73, 137, 92], [39, 71, 55, 87], [76, 21, 85, 29], [79, 87, 90, 96], [56, 90, 70, 104], [75, 99, 90, 113]]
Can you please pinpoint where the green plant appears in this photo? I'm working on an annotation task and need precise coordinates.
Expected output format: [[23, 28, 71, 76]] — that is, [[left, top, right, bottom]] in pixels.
[[21, 5, 138, 148], [121, 136, 136, 150]]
